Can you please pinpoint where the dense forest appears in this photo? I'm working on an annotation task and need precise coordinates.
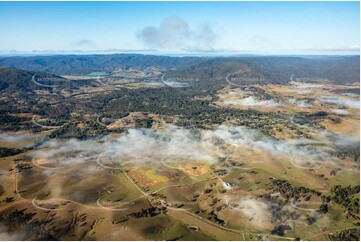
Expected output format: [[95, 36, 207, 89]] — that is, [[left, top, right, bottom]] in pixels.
[[0, 55, 359, 84]]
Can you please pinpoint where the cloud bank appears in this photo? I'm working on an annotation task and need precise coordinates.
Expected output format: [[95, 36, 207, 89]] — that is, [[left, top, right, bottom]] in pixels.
[[31, 125, 216, 168], [26, 124, 341, 172]]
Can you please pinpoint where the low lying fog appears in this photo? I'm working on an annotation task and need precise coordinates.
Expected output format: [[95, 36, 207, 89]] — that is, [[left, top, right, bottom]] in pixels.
[[224, 96, 280, 107], [20, 123, 346, 170], [321, 96, 360, 109]]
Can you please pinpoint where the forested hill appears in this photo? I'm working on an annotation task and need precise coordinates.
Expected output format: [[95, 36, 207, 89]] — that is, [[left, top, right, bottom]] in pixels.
[[0, 67, 66, 92], [0, 54, 359, 84], [165, 56, 360, 85], [0, 54, 209, 75]]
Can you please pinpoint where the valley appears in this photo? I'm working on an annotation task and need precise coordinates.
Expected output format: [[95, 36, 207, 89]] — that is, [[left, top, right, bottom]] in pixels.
[[0, 55, 359, 240]]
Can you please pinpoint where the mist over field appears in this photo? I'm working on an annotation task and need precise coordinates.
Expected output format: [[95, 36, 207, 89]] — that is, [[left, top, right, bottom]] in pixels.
[[23, 123, 346, 174]]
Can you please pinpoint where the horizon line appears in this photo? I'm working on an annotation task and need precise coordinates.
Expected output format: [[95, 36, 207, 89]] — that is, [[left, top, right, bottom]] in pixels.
[[0, 50, 359, 58]]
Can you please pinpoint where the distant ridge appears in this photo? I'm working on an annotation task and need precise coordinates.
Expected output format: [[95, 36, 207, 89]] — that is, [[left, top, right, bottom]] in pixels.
[[0, 54, 359, 84], [0, 54, 209, 75]]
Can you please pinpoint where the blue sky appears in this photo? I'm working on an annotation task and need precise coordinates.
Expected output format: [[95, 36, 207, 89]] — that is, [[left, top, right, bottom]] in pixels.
[[0, 1, 359, 55]]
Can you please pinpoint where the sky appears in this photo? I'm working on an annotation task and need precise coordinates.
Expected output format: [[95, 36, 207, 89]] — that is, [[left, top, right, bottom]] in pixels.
[[0, 1, 359, 55]]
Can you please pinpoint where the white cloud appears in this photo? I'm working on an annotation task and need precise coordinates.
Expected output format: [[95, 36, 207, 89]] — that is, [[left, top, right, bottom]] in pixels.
[[331, 109, 350, 116], [137, 16, 218, 51], [291, 82, 324, 88], [23, 124, 342, 177], [321, 96, 360, 109], [70, 39, 97, 50], [0, 132, 33, 143], [224, 96, 280, 107], [0, 224, 27, 240], [30, 125, 216, 168], [288, 98, 310, 108], [223, 196, 271, 227]]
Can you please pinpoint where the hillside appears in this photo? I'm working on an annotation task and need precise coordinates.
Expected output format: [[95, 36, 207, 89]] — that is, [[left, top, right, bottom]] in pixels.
[[167, 56, 360, 85], [0, 67, 67, 92], [0, 54, 209, 75], [0, 54, 358, 85]]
